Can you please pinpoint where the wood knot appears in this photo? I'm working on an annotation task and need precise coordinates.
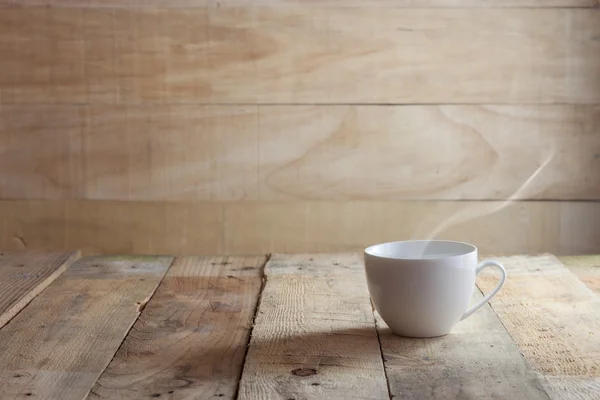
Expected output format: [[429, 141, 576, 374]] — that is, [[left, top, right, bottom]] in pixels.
[[291, 368, 317, 377]]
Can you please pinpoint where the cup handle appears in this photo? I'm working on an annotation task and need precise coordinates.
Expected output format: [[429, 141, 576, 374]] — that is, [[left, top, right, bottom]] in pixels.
[[460, 260, 507, 321]]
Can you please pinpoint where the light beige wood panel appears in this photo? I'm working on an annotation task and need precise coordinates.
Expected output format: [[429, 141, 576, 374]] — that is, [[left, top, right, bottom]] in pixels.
[[0, 255, 173, 399], [1, 9, 599, 104], [0, 250, 79, 329], [558, 202, 600, 256], [0, 200, 223, 255], [238, 253, 389, 399], [0, 0, 596, 7], [559, 255, 600, 295], [90, 256, 265, 400], [2, 105, 599, 201], [224, 200, 563, 255], [376, 291, 550, 399], [0, 105, 260, 201], [478, 255, 600, 399], [0, 200, 595, 256]]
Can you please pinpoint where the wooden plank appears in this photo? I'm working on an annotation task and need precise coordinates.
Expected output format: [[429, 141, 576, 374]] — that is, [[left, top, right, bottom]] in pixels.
[[0, 255, 173, 399], [225, 200, 566, 255], [238, 254, 390, 399], [2, 105, 599, 201], [560, 255, 600, 295], [1, 9, 599, 104], [375, 291, 550, 399], [0, 0, 596, 8], [558, 202, 600, 256], [0, 200, 223, 255], [0, 199, 557, 255], [0, 199, 594, 257], [477, 255, 600, 399], [0, 199, 571, 256], [0, 250, 80, 329], [88, 255, 266, 400]]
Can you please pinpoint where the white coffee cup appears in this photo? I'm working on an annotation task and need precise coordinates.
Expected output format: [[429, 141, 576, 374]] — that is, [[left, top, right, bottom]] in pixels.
[[364, 240, 506, 338]]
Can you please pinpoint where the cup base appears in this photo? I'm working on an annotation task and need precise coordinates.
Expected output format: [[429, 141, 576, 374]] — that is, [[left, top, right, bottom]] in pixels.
[[390, 331, 450, 339]]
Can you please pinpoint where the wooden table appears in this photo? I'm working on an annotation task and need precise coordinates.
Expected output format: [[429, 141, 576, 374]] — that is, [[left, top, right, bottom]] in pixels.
[[0, 251, 598, 400]]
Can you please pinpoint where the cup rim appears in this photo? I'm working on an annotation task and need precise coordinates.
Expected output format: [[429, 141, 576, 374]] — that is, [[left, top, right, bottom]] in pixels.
[[364, 239, 477, 261]]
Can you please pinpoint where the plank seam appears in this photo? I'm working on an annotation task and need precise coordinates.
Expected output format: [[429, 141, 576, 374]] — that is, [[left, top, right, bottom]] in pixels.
[[473, 285, 553, 399], [3, 102, 600, 107], [0, 251, 81, 329], [233, 253, 270, 400], [372, 303, 393, 400], [0, 5, 599, 9], [1, 199, 599, 204], [83, 256, 176, 399]]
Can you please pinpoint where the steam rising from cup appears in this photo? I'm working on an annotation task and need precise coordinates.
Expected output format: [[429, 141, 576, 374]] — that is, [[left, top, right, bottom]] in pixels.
[[411, 147, 557, 257]]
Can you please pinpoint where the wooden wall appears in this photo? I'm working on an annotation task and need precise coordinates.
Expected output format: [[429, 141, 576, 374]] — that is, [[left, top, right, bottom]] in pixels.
[[0, 1, 599, 256]]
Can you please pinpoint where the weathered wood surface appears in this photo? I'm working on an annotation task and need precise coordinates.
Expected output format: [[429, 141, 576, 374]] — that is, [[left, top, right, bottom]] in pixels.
[[0, 255, 173, 399], [1, 9, 599, 104], [0, 250, 79, 329], [3, 200, 599, 256], [0, 0, 596, 7], [89, 256, 266, 400], [478, 255, 600, 400], [560, 255, 600, 295], [2, 105, 599, 201], [238, 253, 389, 399], [375, 290, 550, 400], [0, 252, 599, 399]]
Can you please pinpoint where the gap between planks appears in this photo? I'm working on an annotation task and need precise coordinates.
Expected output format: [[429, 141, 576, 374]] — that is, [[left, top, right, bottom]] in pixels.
[[237, 253, 391, 400], [244, 254, 557, 399], [86, 256, 178, 398], [233, 253, 271, 400], [477, 254, 600, 399], [88, 255, 269, 399], [374, 315, 394, 400], [0, 254, 175, 399], [0, 250, 81, 329]]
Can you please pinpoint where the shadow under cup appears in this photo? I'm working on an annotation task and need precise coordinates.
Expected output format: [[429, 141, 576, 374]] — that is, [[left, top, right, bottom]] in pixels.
[[364, 240, 483, 338]]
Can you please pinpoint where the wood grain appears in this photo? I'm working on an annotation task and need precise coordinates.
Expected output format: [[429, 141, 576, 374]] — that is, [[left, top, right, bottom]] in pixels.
[[0, 0, 596, 7], [478, 255, 600, 399], [1, 8, 599, 104], [558, 202, 600, 256], [375, 291, 550, 399], [0, 250, 80, 329], [559, 255, 600, 295], [89, 256, 265, 400], [224, 200, 566, 255], [0, 199, 560, 255], [0, 200, 223, 255], [0, 255, 173, 399], [2, 105, 599, 201], [238, 253, 389, 399], [0, 199, 595, 256]]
